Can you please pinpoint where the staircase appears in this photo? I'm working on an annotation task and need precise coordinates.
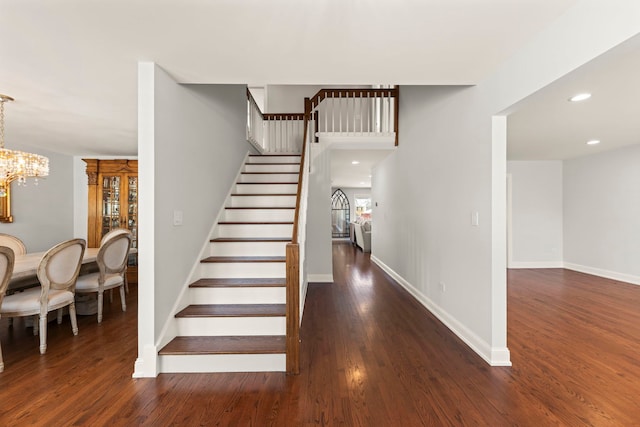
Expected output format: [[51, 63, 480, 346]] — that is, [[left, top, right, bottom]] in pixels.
[[158, 154, 300, 373]]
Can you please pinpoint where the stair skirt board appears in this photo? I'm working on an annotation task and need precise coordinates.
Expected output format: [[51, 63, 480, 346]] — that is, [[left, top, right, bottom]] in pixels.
[[159, 353, 286, 373], [229, 196, 296, 208], [216, 223, 293, 238], [189, 287, 286, 305], [234, 183, 298, 194], [244, 164, 300, 173], [239, 173, 299, 183], [209, 241, 288, 257], [175, 317, 286, 336], [223, 208, 295, 222], [248, 155, 301, 164], [200, 262, 286, 278]]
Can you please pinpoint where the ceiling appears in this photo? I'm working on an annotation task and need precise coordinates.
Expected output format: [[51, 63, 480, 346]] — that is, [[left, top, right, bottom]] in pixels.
[[507, 33, 640, 160], [0, 0, 579, 156], [330, 150, 393, 188]]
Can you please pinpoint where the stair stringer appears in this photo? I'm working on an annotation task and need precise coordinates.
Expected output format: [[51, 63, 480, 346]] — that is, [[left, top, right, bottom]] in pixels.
[[155, 151, 252, 355]]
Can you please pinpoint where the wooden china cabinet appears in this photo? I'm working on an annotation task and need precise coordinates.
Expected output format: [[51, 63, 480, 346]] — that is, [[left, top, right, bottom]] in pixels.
[[83, 159, 138, 284]]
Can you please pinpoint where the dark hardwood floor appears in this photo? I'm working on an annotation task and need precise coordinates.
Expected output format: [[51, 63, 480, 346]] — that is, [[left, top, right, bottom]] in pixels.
[[1, 242, 640, 425]]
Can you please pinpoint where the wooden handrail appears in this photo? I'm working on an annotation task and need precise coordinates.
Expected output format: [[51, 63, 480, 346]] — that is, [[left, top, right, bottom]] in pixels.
[[309, 87, 398, 110], [290, 97, 311, 244], [263, 113, 305, 121]]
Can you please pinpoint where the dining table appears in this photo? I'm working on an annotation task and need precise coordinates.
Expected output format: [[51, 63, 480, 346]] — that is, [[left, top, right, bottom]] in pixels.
[[7, 247, 137, 316]]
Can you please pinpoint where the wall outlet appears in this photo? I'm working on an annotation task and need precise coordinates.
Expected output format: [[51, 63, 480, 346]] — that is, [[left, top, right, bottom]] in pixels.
[[439, 282, 446, 293], [173, 210, 183, 226], [471, 211, 479, 226]]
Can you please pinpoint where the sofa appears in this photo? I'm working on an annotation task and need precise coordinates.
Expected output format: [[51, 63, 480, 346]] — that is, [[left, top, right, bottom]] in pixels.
[[351, 219, 371, 253]]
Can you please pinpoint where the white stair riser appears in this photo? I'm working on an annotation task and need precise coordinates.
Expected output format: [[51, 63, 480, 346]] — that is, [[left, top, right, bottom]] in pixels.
[[200, 262, 286, 278], [209, 241, 287, 257], [248, 156, 300, 164], [239, 173, 298, 183], [216, 224, 292, 238], [159, 353, 285, 373], [235, 183, 298, 194], [190, 287, 286, 304], [244, 164, 300, 173], [224, 209, 294, 222], [176, 316, 286, 336], [230, 195, 296, 208]]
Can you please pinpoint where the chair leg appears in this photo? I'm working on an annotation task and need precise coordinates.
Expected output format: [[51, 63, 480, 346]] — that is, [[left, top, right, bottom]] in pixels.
[[57, 309, 63, 324], [33, 316, 38, 336], [8, 317, 12, 327], [0, 340, 4, 372], [69, 303, 78, 335], [39, 314, 47, 354], [119, 285, 126, 312], [109, 289, 113, 304], [125, 275, 129, 294], [97, 291, 104, 324]]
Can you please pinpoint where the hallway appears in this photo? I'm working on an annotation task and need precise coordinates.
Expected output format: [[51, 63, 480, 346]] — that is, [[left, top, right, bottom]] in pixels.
[[2, 241, 640, 425]]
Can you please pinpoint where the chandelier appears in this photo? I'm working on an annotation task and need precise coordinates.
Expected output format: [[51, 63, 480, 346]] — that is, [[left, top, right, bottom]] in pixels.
[[0, 94, 49, 197]]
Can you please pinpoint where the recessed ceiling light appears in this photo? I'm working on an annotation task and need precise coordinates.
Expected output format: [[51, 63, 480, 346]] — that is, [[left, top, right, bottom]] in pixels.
[[360, 182, 366, 185], [569, 93, 591, 102], [586, 139, 600, 145], [368, 175, 372, 178], [352, 161, 360, 165]]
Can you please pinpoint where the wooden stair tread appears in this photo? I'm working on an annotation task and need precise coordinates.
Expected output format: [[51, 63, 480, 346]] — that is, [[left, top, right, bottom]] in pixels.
[[201, 256, 286, 263], [210, 237, 290, 242], [176, 304, 286, 317], [224, 207, 295, 210], [249, 154, 300, 157], [159, 335, 286, 355], [218, 221, 293, 225], [189, 278, 286, 288], [237, 182, 298, 185], [231, 193, 296, 196], [247, 162, 300, 165], [241, 172, 299, 175]]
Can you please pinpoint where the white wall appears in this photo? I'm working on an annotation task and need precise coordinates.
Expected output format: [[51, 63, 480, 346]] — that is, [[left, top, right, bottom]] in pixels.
[[507, 161, 563, 268], [0, 147, 75, 252], [371, 2, 640, 366], [564, 144, 640, 283], [306, 141, 333, 282], [266, 85, 322, 113], [136, 63, 252, 376]]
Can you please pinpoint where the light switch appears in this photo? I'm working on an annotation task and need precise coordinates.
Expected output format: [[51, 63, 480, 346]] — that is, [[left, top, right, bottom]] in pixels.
[[471, 211, 479, 226], [173, 210, 183, 226]]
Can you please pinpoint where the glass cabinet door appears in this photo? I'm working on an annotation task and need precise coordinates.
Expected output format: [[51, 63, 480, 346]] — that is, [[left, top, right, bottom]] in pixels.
[[126, 175, 138, 250], [101, 175, 122, 237]]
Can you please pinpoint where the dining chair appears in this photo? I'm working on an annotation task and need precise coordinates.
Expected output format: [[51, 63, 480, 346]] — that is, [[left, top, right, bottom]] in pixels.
[[100, 228, 131, 247], [0, 246, 16, 372], [0, 238, 86, 355], [76, 231, 131, 323], [0, 233, 26, 256]]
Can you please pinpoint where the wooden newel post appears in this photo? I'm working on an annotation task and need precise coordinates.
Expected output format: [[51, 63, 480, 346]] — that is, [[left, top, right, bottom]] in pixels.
[[286, 242, 300, 375]]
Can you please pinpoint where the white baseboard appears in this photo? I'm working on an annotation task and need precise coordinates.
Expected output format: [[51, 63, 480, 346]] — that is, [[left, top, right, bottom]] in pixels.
[[370, 255, 511, 367], [308, 274, 334, 283], [132, 344, 159, 378], [508, 261, 564, 269], [563, 262, 640, 286]]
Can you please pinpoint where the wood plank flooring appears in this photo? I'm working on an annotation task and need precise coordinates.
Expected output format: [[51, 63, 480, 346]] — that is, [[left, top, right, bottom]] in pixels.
[[2, 242, 640, 425]]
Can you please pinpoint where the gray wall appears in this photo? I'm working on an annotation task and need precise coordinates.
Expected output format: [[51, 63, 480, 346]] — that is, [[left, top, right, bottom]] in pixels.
[[0, 147, 75, 252], [152, 72, 252, 337], [564, 144, 640, 281], [507, 161, 563, 267]]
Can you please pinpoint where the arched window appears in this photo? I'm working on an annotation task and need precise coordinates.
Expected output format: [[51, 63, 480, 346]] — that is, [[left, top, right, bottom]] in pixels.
[[331, 189, 350, 238]]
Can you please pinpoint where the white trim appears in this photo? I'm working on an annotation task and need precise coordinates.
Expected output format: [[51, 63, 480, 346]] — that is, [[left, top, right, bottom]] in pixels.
[[508, 261, 564, 269], [134, 62, 157, 378], [371, 255, 511, 367], [308, 274, 333, 283], [563, 262, 640, 286]]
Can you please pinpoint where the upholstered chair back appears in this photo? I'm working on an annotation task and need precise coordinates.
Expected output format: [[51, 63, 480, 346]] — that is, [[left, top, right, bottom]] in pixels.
[[37, 239, 86, 292], [0, 234, 26, 256]]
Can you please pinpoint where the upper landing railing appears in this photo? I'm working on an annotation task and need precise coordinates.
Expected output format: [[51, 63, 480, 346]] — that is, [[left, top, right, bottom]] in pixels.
[[247, 86, 399, 153]]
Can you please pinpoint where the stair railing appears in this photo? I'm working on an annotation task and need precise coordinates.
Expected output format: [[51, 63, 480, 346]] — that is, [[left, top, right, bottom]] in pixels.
[[285, 98, 313, 375], [309, 87, 399, 146], [247, 89, 305, 153]]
